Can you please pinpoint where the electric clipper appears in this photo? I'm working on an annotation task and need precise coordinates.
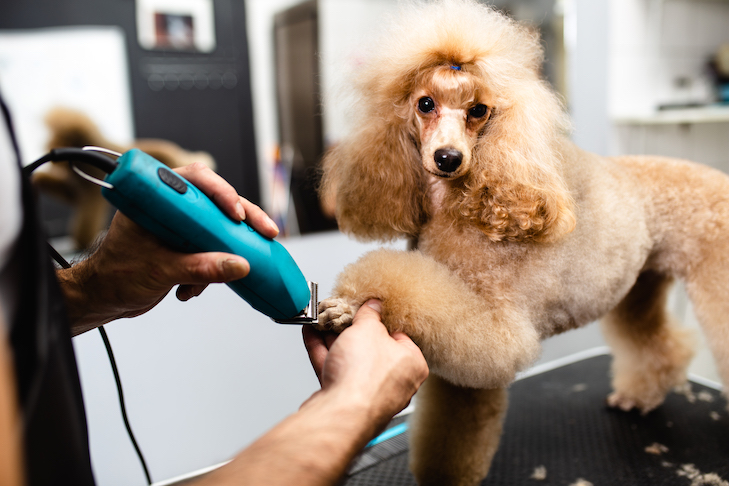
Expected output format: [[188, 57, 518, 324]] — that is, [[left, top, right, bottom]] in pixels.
[[63, 146, 319, 324]]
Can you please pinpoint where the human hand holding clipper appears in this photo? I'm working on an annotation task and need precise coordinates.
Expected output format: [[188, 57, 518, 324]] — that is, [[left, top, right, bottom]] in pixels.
[[51, 147, 315, 334]]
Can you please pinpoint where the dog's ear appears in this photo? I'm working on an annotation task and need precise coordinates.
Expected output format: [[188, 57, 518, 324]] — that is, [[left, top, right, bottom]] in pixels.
[[320, 119, 427, 241], [451, 81, 576, 243]]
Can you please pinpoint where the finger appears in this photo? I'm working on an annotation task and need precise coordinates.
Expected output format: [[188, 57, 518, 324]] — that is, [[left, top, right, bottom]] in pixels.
[[323, 332, 338, 349], [351, 299, 388, 334], [390, 331, 414, 344], [166, 252, 250, 285], [238, 197, 279, 238], [173, 163, 279, 238], [390, 332, 429, 382], [302, 326, 328, 383], [176, 284, 208, 301], [174, 163, 243, 222], [351, 299, 382, 323], [390, 331, 424, 353], [363, 299, 382, 314]]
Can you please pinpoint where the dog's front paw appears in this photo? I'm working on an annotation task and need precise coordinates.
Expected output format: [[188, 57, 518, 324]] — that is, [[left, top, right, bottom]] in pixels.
[[317, 298, 359, 332], [606, 389, 663, 414]]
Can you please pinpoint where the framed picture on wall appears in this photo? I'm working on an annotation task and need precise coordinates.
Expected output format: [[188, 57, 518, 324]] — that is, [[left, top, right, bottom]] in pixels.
[[136, 0, 215, 53]]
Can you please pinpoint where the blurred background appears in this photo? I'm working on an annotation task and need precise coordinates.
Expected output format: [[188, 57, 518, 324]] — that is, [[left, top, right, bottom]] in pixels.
[[1, 0, 728, 484]]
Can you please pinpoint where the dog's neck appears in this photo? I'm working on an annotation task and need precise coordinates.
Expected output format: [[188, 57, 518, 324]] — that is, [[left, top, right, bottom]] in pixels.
[[426, 173, 449, 214]]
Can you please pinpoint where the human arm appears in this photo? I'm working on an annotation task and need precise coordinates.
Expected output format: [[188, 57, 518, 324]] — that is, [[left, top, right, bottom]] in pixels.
[[55, 162, 279, 335], [195, 300, 429, 485], [0, 311, 23, 486]]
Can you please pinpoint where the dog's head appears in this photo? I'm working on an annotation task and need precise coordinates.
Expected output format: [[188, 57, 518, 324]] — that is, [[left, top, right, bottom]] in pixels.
[[321, 0, 575, 243], [411, 64, 494, 179]]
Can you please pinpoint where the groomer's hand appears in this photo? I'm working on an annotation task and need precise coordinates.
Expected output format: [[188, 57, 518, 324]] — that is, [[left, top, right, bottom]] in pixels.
[[196, 302, 427, 486], [303, 300, 429, 432], [57, 162, 279, 335]]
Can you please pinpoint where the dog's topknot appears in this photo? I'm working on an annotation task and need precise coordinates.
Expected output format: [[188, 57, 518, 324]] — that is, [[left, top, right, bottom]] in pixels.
[[360, 0, 546, 109]]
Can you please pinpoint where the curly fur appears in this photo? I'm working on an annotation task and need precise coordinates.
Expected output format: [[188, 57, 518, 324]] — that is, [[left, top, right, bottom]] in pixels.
[[321, 0, 574, 242], [318, 1, 729, 485]]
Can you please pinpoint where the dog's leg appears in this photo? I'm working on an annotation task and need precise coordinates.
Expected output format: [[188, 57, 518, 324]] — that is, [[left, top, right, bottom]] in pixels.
[[318, 248, 541, 389], [408, 375, 506, 486], [684, 251, 729, 408], [600, 270, 695, 413]]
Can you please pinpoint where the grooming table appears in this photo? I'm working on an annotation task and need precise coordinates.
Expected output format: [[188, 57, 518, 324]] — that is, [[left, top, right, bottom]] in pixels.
[[345, 352, 729, 485]]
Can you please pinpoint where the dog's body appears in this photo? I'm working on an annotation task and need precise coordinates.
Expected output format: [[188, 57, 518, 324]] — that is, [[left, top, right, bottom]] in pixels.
[[317, 1, 729, 484]]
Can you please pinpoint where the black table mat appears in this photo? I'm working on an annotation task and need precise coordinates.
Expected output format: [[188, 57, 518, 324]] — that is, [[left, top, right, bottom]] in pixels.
[[345, 353, 728, 485]]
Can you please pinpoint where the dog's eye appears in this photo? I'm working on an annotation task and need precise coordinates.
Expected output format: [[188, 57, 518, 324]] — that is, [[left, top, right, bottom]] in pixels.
[[469, 104, 489, 119], [418, 97, 435, 113]]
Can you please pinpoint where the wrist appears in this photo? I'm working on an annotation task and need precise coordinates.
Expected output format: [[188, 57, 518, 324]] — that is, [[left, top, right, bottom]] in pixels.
[[300, 387, 384, 448], [203, 387, 388, 485], [56, 256, 107, 335]]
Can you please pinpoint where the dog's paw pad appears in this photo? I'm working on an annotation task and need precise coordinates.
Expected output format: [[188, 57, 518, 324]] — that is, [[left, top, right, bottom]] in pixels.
[[317, 298, 357, 332]]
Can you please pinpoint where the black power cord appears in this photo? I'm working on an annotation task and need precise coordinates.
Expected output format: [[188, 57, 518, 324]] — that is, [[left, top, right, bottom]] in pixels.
[[22, 147, 119, 177], [28, 149, 153, 485], [97, 326, 153, 485], [53, 247, 153, 485]]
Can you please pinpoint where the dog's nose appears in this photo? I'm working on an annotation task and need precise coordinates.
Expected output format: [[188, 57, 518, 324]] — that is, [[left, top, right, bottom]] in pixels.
[[434, 148, 463, 173]]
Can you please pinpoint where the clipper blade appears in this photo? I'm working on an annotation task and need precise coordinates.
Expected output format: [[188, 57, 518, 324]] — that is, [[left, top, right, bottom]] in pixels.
[[272, 281, 318, 325]]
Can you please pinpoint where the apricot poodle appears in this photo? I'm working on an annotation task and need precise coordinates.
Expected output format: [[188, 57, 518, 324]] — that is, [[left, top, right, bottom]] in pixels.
[[317, 1, 729, 485]]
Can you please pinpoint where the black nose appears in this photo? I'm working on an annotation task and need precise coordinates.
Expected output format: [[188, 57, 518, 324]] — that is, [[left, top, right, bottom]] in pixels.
[[434, 148, 463, 173]]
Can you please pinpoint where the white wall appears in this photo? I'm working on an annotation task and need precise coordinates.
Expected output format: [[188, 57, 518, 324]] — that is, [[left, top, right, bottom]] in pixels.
[[567, 0, 612, 155], [608, 0, 729, 118], [608, 0, 729, 172], [244, 0, 304, 215]]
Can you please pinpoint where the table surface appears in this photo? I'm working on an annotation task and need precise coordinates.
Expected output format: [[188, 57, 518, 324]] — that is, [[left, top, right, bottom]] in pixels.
[[345, 353, 728, 486]]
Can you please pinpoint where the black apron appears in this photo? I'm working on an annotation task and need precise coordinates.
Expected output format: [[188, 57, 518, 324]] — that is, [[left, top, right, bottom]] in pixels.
[[2, 97, 96, 485]]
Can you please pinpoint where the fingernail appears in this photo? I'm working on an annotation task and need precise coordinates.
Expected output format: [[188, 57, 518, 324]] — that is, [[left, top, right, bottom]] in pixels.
[[222, 259, 249, 279], [236, 202, 246, 221], [267, 217, 280, 234], [364, 299, 382, 313]]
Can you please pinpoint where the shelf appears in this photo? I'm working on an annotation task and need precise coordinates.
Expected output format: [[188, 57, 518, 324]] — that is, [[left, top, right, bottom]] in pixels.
[[612, 105, 729, 125]]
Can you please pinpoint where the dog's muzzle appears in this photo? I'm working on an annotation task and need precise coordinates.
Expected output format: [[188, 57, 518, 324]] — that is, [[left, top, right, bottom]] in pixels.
[[434, 148, 463, 174]]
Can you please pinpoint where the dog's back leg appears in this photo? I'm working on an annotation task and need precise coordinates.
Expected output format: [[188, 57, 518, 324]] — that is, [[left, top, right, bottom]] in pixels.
[[409, 374, 507, 486], [685, 251, 729, 406], [600, 270, 695, 413]]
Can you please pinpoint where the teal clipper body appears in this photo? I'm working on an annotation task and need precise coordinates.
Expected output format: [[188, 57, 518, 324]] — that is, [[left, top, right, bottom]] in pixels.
[[101, 149, 315, 322]]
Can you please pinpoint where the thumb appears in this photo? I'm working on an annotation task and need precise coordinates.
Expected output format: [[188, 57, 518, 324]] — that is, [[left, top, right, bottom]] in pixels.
[[363, 299, 382, 313], [351, 299, 384, 328], [174, 253, 250, 285]]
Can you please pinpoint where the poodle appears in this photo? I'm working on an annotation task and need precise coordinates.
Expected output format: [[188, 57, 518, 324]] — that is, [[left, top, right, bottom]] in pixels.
[[34, 107, 216, 248], [316, 1, 729, 485]]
